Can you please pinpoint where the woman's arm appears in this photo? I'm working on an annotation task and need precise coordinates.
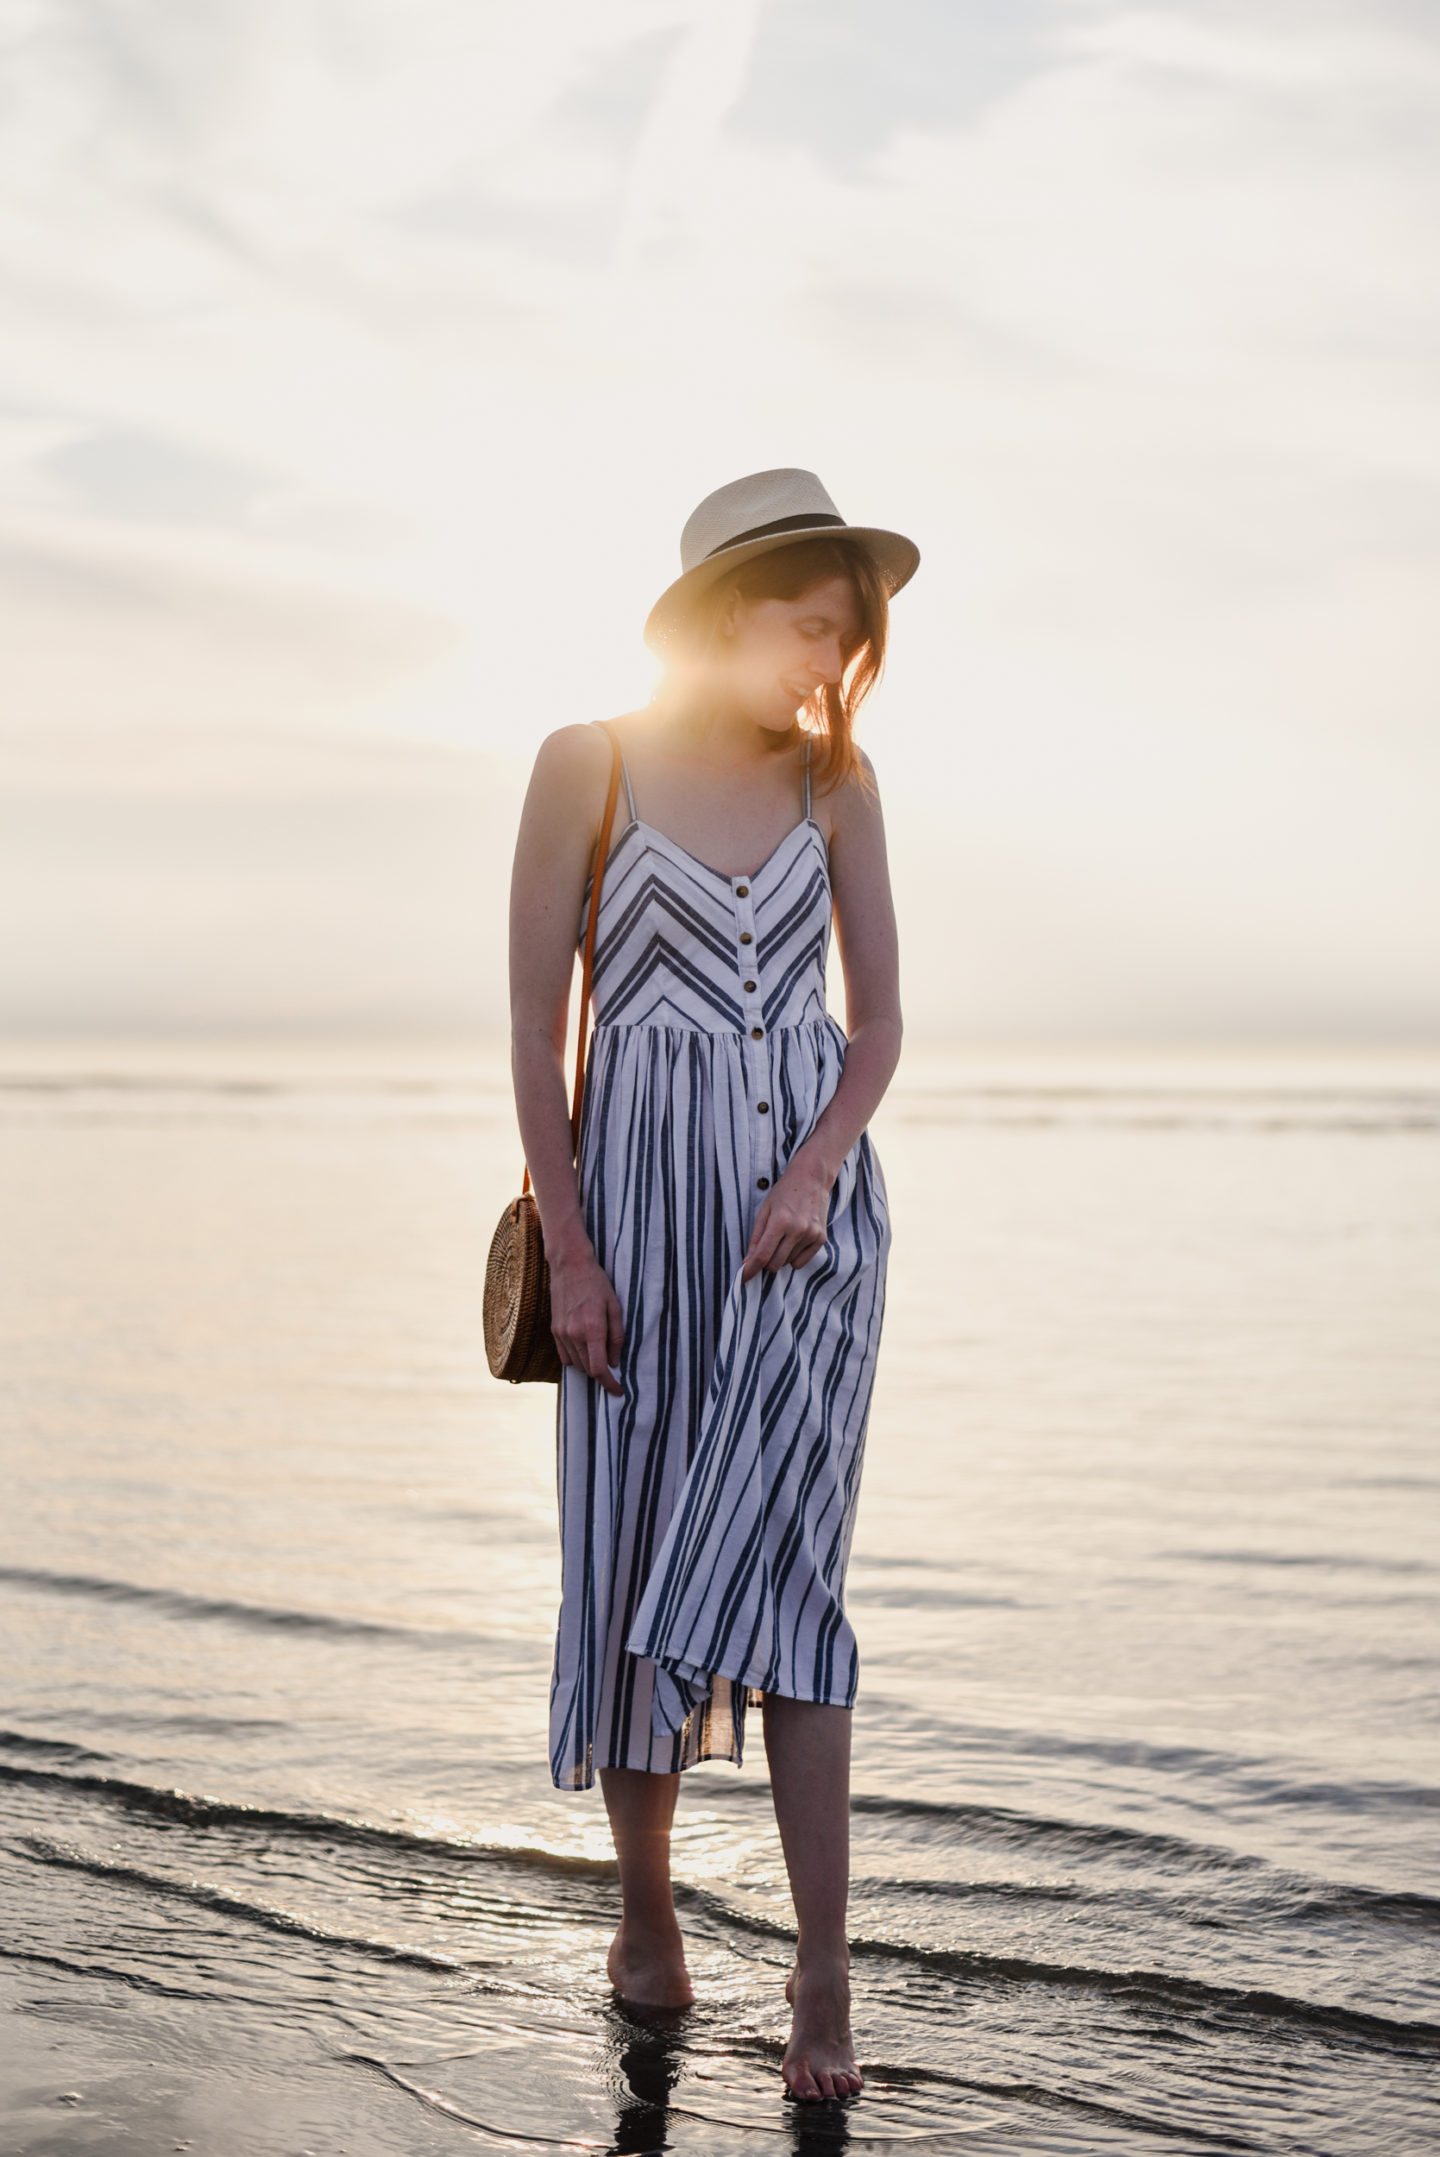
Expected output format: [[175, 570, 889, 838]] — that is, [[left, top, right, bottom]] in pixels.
[[740, 750, 903, 1279], [509, 723, 626, 1393]]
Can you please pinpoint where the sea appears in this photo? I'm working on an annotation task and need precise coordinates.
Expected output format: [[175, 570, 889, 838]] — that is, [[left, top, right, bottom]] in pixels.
[[1, 1043, 1436, 2157]]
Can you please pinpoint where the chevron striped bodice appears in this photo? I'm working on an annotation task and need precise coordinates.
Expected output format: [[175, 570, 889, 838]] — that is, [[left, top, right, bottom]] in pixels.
[[579, 732, 830, 1037]]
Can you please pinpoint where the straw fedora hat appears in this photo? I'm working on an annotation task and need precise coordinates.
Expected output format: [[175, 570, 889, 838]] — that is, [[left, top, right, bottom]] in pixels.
[[644, 468, 920, 651]]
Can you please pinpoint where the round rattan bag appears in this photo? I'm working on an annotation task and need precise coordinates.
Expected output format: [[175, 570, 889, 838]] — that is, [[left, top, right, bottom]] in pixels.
[[484, 1192, 562, 1384]]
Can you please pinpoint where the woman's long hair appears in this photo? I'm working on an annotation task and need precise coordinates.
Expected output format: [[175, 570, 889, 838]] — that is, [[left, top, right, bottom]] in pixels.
[[654, 536, 890, 797]]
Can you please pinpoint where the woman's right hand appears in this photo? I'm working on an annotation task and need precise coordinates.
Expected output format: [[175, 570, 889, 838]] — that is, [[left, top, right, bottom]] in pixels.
[[548, 1242, 625, 1396]]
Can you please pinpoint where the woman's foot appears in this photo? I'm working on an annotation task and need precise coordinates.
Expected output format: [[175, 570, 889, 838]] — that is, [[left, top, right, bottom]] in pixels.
[[607, 1921, 694, 2009], [783, 1956, 863, 2101]]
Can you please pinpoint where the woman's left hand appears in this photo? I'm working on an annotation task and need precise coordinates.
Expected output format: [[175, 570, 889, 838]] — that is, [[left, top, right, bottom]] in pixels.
[[740, 1152, 833, 1281]]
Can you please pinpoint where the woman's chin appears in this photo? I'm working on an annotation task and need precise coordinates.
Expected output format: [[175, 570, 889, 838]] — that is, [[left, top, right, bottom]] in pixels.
[[757, 695, 806, 733]]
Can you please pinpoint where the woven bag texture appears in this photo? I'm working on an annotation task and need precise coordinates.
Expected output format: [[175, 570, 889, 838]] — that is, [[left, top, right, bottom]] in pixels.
[[484, 1193, 563, 1384]]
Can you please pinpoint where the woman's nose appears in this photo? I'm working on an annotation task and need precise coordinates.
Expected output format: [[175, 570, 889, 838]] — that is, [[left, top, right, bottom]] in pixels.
[[800, 642, 841, 692]]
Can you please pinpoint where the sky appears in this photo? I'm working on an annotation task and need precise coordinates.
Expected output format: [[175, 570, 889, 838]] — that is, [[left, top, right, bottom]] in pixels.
[[3, 0, 1438, 1045]]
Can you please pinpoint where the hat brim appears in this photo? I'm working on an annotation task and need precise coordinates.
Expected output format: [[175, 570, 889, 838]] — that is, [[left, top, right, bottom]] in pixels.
[[644, 523, 920, 652]]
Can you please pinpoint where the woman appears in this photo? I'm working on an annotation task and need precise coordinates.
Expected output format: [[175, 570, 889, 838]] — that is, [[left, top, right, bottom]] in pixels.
[[508, 469, 917, 2102]]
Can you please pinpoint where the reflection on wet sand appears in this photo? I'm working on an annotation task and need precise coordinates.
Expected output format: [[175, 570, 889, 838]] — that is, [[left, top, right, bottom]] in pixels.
[[602, 2002, 864, 2155], [603, 2007, 688, 2154]]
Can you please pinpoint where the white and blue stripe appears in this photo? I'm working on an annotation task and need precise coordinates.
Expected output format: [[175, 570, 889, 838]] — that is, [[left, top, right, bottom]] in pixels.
[[549, 730, 891, 1790]]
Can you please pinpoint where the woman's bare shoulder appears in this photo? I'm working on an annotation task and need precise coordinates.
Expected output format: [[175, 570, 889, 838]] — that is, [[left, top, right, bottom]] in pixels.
[[528, 720, 635, 824], [533, 722, 610, 785], [536, 713, 649, 777], [825, 746, 884, 834]]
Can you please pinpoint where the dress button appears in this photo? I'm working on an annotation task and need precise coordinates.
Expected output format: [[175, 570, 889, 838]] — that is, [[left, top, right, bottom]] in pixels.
[[744, 979, 756, 993], [757, 1176, 770, 1190], [757, 1100, 769, 1114], [739, 931, 753, 945], [736, 884, 749, 898], [750, 1026, 763, 1040]]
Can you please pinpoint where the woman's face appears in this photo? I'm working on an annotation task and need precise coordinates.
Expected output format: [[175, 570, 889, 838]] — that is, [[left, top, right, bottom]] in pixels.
[[719, 574, 862, 731]]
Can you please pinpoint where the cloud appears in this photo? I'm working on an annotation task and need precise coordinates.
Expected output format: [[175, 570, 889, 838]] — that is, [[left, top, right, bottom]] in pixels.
[[44, 427, 279, 525], [2, 0, 1438, 1038], [0, 514, 461, 778], [615, 0, 765, 269]]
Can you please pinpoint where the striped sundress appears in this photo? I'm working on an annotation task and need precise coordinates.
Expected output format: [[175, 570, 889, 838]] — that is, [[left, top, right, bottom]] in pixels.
[[549, 725, 891, 1791]]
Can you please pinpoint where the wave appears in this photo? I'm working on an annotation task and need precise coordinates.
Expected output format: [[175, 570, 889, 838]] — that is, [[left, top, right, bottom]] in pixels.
[[0, 1754, 619, 1879], [842, 1926, 1440, 2054], [1163, 1547, 1437, 1578], [884, 1082, 1440, 1137], [9, 1754, 1437, 2062], [846, 1586, 1022, 1609], [23, 1824, 1440, 2067], [850, 1789, 1268, 1876], [17, 1837, 468, 1974], [0, 1075, 493, 1096], [852, 1869, 1440, 1939], [0, 1564, 493, 1647], [892, 1108, 1440, 1136], [677, 1870, 1440, 2054], [9, 1738, 1246, 1879], [0, 1939, 212, 2000], [853, 1719, 1440, 1820], [638, 1875, 1440, 2057], [8, 1740, 1433, 1935], [0, 1728, 109, 1767], [56, 1708, 293, 1740]]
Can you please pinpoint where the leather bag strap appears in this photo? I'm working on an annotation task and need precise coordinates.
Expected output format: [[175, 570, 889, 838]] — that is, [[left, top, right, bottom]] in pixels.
[[521, 721, 623, 1193]]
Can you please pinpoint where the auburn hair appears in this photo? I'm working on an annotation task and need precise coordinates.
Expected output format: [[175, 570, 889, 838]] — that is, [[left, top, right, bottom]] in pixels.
[[654, 535, 890, 797]]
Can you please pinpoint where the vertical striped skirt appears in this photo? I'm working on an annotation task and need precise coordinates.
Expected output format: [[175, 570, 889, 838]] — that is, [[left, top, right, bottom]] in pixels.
[[548, 1015, 890, 1791]]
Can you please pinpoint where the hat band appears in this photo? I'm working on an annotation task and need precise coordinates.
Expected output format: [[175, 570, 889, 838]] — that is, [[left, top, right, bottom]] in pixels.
[[704, 511, 845, 560]]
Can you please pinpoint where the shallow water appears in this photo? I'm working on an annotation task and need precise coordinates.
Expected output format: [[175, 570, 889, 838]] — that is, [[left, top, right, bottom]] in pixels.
[[1, 1048, 1437, 2154]]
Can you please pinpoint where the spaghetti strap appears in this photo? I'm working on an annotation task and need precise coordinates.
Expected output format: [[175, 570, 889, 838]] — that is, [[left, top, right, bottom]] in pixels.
[[597, 721, 638, 824], [803, 736, 812, 820]]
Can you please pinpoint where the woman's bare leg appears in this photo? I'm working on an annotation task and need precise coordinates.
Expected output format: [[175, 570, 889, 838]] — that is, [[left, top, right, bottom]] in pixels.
[[762, 1696, 863, 2100], [599, 1767, 693, 2008]]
